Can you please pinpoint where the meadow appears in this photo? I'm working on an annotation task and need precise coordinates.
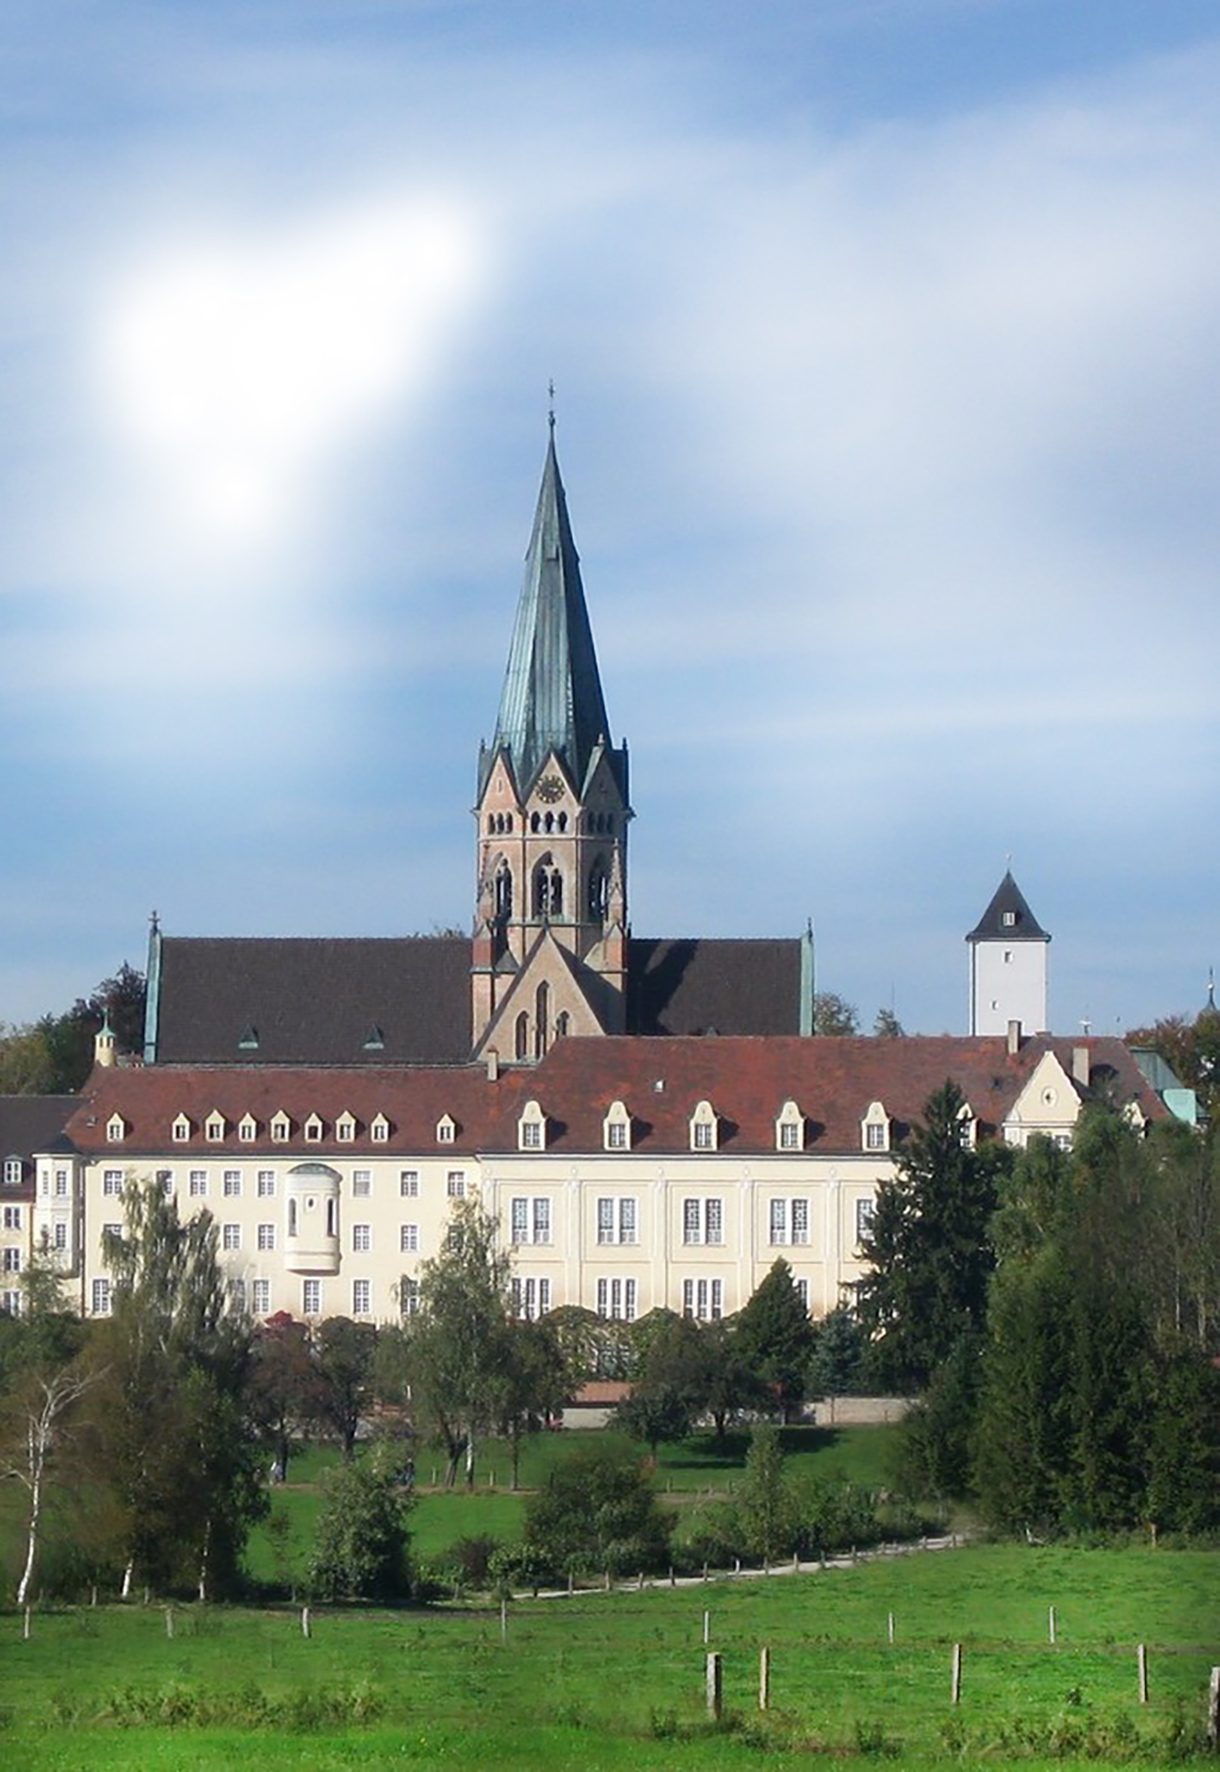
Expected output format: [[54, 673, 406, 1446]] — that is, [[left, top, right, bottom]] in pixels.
[[1, 1426, 1215, 1768]]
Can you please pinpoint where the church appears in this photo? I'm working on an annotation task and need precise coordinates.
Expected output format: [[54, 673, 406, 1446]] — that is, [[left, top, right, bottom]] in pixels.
[[1, 430, 1176, 1326]]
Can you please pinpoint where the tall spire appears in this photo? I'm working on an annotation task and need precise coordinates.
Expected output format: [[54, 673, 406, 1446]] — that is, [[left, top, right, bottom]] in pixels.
[[482, 429, 615, 797]]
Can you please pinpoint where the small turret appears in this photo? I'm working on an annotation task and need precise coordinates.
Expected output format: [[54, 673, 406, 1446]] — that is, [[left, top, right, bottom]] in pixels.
[[94, 1011, 117, 1069]]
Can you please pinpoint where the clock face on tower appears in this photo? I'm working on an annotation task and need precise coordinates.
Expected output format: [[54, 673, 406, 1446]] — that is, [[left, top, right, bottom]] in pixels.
[[536, 774, 565, 804]]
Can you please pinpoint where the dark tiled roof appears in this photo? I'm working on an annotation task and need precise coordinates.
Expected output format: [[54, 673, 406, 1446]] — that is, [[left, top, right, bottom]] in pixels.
[[68, 1036, 1163, 1160], [627, 938, 803, 1035], [0, 1095, 78, 1196], [967, 870, 1049, 942], [153, 937, 472, 1065]]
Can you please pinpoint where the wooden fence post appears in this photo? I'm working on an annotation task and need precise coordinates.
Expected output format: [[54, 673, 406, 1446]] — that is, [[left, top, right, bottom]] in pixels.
[[604, 1570, 611, 1592], [703, 1608, 710, 1645], [951, 1643, 963, 1705], [1049, 1605, 1056, 1646], [22, 1607, 31, 1641], [165, 1607, 174, 1639], [759, 1645, 771, 1711], [706, 1651, 722, 1721], [300, 1605, 311, 1639], [1206, 1666, 1219, 1751], [90, 1585, 97, 1608], [1137, 1643, 1148, 1705], [669, 1566, 676, 1588], [500, 1597, 507, 1643], [887, 1611, 894, 1646]]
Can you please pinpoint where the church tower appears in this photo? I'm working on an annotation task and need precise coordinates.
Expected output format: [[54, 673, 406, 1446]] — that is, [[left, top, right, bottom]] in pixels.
[[472, 424, 631, 1059], [967, 869, 1050, 1036]]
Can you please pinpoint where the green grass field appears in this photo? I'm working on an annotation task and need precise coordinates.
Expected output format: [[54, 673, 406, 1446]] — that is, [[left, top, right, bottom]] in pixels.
[[0, 1545, 1215, 1769]]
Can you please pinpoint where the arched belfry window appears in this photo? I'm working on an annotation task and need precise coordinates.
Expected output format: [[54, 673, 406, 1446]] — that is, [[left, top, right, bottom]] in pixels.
[[494, 861, 513, 922], [515, 1012, 530, 1062], [535, 982, 550, 1059], [588, 860, 609, 923], [533, 858, 563, 919]]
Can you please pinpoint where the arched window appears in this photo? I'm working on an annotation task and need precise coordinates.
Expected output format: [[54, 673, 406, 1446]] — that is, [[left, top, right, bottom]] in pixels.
[[530, 811, 541, 833], [533, 858, 563, 919], [534, 983, 550, 1059], [555, 1011, 570, 1039], [515, 1012, 530, 1061], [486, 814, 494, 834], [495, 862, 513, 921], [557, 811, 568, 833], [544, 811, 554, 834], [588, 861, 609, 922]]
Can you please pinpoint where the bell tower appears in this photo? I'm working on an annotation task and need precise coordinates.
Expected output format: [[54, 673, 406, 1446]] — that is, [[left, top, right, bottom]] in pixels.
[[472, 423, 631, 1057]]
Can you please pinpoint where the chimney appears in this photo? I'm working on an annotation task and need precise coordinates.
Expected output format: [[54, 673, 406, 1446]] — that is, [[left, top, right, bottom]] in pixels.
[[1006, 1019, 1022, 1057], [485, 1048, 500, 1083], [1072, 1045, 1090, 1087]]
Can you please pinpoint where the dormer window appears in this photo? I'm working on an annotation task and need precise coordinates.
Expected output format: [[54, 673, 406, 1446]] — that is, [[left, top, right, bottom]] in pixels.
[[303, 1114, 323, 1143], [775, 1100, 804, 1152], [956, 1102, 977, 1149], [603, 1100, 632, 1152], [336, 1112, 356, 1144], [171, 1114, 191, 1144], [106, 1114, 126, 1144], [370, 1113, 389, 1144], [5, 1157, 23, 1185], [205, 1112, 225, 1143], [362, 1024, 384, 1052], [436, 1114, 456, 1145], [861, 1102, 890, 1153], [1001, 910, 1016, 928], [689, 1100, 718, 1153], [518, 1100, 547, 1152], [238, 1025, 259, 1051], [270, 1112, 290, 1144], [238, 1114, 257, 1143]]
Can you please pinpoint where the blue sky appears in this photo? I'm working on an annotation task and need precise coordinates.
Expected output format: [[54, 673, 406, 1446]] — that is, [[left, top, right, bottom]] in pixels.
[[2, 0, 1217, 1037]]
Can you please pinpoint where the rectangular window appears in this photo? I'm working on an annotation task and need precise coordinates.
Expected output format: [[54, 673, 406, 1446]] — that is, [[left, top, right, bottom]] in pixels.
[[705, 1199, 723, 1246], [532, 1198, 550, 1246], [303, 1279, 321, 1315], [692, 1120, 714, 1150], [865, 1122, 886, 1151], [400, 1223, 418, 1253], [156, 1169, 173, 1196], [769, 1198, 787, 1245], [337, 1120, 355, 1144], [52, 1222, 67, 1251], [619, 1198, 637, 1245], [271, 1119, 289, 1143], [0, 1290, 21, 1315], [257, 1170, 275, 1197], [2, 1206, 21, 1230], [792, 1198, 809, 1245], [223, 1170, 241, 1197], [3, 1246, 21, 1272], [682, 1278, 723, 1322], [371, 1120, 388, 1143], [231, 1277, 247, 1311], [55, 1169, 69, 1197], [352, 1279, 371, 1315], [106, 1122, 123, 1143], [252, 1279, 270, 1316], [779, 1120, 800, 1150], [606, 1120, 627, 1150], [520, 1120, 542, 1149], [222, 1224, 241, 1251], [4, 1157, 23, 1185], [596, 1276, 637, 1321], [511, 1276, 553, 1321], [91, 1277, 111, 1316], [103, 1169, 123, 1197], [189, 1170, 207, 1197], [683, 1198, 701, 1245], [400, 1277, 420, 1316], [447, 1172, 465, 1198], [352, 1223, 371, 1253], [257, 1223, 275, 1251], [400, 1170, 419, 1197], [794, 1277, 809, 1310], [173, 1120, 189, 1143], [597, 1197, 615, 1244], [770, 1198, 810, 1246], [352, 1170, 372, 1197], [855, 1198, 875, 1244], [239, 1120, 256, 1142], [511, 1197, 529, 1243]]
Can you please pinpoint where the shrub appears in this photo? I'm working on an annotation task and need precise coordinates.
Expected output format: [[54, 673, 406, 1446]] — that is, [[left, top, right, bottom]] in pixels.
[[307, 1448, 413, 1601], [522, 1441, 670, 1580]]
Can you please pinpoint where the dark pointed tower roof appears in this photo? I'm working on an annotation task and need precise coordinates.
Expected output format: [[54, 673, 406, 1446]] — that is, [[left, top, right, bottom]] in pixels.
[[481, 428, 618, 797], [966, 870, 1050, 943]]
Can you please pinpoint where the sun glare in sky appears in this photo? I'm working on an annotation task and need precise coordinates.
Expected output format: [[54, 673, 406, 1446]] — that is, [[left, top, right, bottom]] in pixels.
[[97, 196, 482, 547]]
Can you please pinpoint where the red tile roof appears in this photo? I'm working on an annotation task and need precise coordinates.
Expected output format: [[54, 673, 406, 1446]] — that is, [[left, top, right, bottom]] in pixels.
[[65, 1035, 1163, 1159]]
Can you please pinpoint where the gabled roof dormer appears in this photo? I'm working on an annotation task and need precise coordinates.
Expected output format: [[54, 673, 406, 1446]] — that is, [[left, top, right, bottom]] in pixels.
[[861, 1100, 890, 1153], [603, 1098, 632, 1151], [303, 1112, 323, 1143], [106, 1112, 126, 1144], [171, 1113, 192, 1144], [775, 1099, 805, 1152], [238, 1112, 258, 1143], [370, 1112, 390, 1143], [956, 1100, 978, 1148], [335, 1111, 356, 1143], [205, 1110, 225, 1143], [436, 1113, 457, 1145], [518, 1099, 547, 1151], [689, 1099, 718, 1152], [270, 1110, 291, 1143]]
